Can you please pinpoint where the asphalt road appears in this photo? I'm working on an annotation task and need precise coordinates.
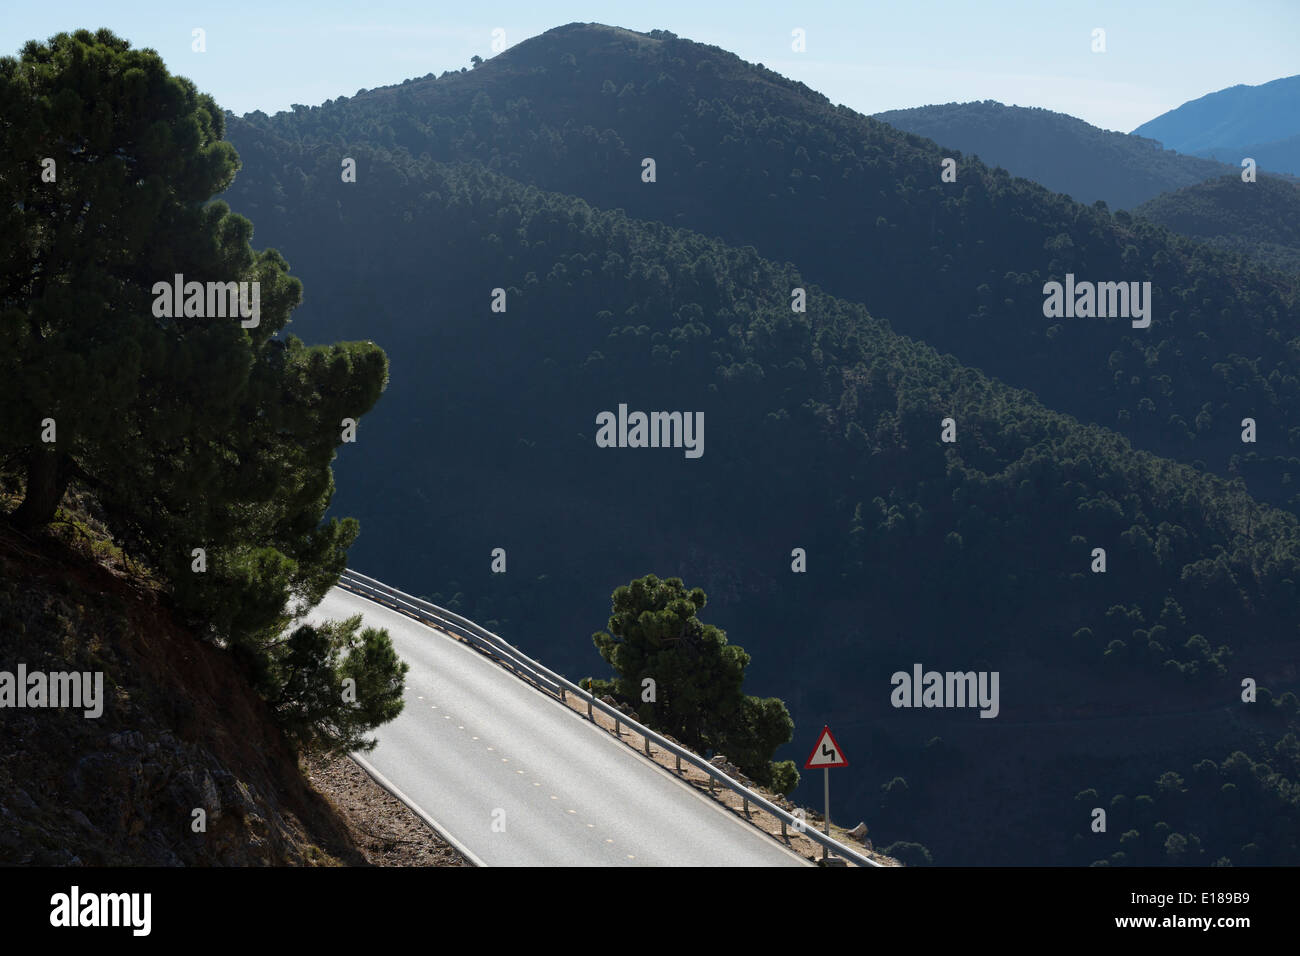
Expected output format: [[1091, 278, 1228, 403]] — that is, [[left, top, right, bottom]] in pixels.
[[304, 587, 808, 867]]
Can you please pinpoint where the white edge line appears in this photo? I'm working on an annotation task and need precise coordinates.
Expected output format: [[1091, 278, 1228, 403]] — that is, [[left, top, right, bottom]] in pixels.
[[338, 584, 814, 867], [545, 690, 816, 867], [349, 751, 487, 868]]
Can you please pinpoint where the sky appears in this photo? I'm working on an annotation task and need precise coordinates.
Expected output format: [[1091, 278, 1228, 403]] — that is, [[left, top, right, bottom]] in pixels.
[[3, 0, 1297, 133]]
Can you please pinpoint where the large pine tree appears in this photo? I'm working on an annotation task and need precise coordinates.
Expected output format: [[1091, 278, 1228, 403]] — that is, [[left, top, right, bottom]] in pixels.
[[0, 30, 399, 732]]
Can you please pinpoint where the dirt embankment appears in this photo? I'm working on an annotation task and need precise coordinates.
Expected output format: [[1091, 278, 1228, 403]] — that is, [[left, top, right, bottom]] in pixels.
[[0, 498, 463, 866]]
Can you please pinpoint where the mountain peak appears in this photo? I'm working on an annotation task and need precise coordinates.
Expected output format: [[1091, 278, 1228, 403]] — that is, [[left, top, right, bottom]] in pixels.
[[1131, 73, 1300, 159]]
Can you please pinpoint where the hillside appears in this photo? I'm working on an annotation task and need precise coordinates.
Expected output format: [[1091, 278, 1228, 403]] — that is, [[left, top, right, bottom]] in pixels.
[[1133, 74, 1300, 173], [0, 492, 363, 864], [216, 140, 1300, 864], [225, 23, 1300, 520], [1195, 131, 1300, 178], [873, 100, 1236, 209], [0, 28, 442, 869], [1134, 175, 1300, 275]]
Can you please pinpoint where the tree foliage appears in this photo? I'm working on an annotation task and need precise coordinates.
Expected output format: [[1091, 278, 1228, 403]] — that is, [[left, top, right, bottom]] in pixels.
[[271, 615, 409, 755], [592, 574, 798, 793], [0, 29, 403, 751], [1135, 174, 1300, 275]]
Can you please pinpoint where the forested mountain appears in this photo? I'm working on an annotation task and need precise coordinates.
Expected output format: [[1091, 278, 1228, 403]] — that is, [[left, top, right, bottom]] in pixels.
[[877, 104, 1299, 274], [873, 100, 1236, 209], [217, 131, 1300, 864], [1195, 131, 1300, 178], [1133, 74, 1300, 174], [225, 23, 1300, 520], [1135, 175, 1300, 275]]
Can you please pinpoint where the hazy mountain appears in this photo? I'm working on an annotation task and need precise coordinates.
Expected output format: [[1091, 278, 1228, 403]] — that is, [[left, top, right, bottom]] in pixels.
[[1133, 74, 1300, 175], [873, 100, 1236, 209], [1195, 131, 1300, 177], [225, 24, 1300, 523], [1135, 174, 1300, 274]]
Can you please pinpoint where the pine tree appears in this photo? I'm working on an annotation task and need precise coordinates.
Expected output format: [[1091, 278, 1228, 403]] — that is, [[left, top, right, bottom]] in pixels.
[[592, 573, 798, 792], [0, 30, 402, 746]]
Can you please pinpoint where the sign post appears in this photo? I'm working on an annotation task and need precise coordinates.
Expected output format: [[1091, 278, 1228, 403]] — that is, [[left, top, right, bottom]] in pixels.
[[803, 725, 848, 860]]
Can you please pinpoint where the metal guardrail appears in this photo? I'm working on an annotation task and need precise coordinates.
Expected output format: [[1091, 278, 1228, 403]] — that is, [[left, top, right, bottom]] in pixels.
[[337, 568, 883, 867], [340, 570, 562, 695]]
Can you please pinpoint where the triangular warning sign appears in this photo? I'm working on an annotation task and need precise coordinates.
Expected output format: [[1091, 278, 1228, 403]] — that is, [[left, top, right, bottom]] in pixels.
[[804, 725, 848, 768]]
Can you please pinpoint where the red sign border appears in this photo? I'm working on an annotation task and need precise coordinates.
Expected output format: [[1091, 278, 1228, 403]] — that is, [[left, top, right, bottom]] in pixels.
[[803, 725, 848, 769]]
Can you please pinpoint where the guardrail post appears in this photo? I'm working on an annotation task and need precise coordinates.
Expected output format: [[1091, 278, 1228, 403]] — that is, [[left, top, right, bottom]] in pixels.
[[781, 819, 787, 839], [587, 694, 593, 720], [675, 754, 681, 773], [614, 717, 620, 736], [743, 795, 749, 814], [643, 736, 651, 756]]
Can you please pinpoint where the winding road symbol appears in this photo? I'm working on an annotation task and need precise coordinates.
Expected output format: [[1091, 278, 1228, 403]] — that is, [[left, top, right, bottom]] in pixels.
[[804, 726, 849, 769]]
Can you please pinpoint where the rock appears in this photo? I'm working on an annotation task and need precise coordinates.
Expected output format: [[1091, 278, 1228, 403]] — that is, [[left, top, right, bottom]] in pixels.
[[708, 754, 743, 778], [214, 771, 258, 820], [68, 810, 95, 831], [848, 822, 869, 841], [107, 730, 145, 751], [200, 770, 221, 812]]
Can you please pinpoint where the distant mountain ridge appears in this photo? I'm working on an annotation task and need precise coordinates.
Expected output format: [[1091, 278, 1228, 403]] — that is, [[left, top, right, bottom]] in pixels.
[[875, 100, 1300, 276], [1132, 74, 1300, 175], [1194, 131, 1300, 177], [873, 100, 1236, 209]]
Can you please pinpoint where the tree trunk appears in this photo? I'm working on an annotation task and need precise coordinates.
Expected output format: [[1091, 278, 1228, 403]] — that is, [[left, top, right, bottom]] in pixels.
[[11, 448, 72, 530]]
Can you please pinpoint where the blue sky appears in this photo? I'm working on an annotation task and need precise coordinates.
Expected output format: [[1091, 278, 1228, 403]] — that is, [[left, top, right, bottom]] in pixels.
[[3, 0, 1296, 133]]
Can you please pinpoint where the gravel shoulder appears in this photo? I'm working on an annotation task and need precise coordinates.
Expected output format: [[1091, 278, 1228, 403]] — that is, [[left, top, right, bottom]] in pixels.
[[303, 752, 471, 866]]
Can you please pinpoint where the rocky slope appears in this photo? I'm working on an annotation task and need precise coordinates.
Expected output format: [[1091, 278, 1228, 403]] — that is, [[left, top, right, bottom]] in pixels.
[[0, 488, 439, 866]]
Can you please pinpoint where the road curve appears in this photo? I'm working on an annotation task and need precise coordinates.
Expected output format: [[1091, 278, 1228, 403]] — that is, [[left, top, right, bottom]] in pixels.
[[305, 587, 808, 867]]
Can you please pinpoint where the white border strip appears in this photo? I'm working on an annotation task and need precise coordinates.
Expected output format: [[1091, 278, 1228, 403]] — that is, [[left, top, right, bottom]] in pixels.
[[350, 752, 487, 867]]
